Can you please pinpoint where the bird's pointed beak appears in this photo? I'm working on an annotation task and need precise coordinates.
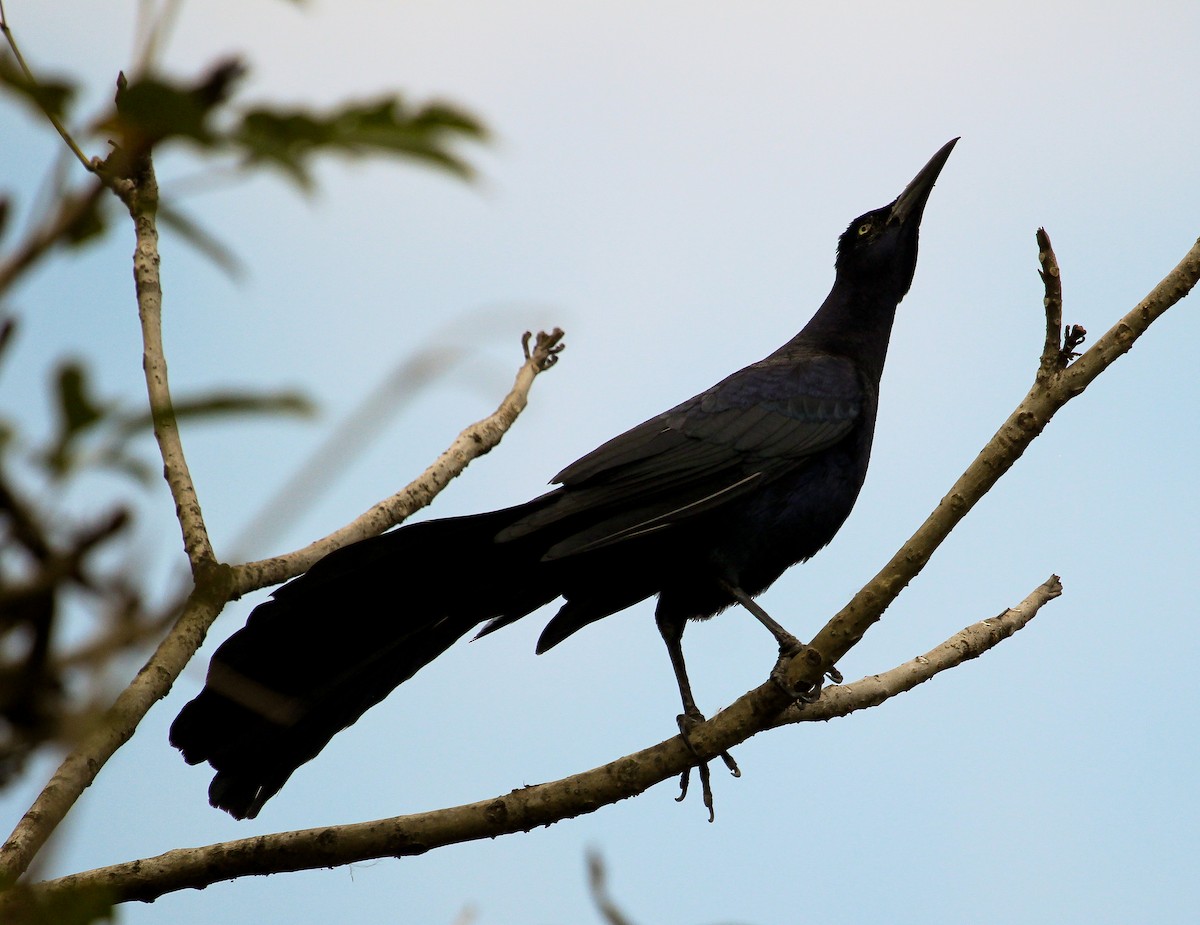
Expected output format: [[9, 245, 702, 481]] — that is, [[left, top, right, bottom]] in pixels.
[[889, 137, 958, 226]]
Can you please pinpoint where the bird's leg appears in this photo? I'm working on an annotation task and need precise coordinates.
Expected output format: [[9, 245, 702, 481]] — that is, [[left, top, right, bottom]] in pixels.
[[655, 610, 740, 823], [718, 580, 843, 701]]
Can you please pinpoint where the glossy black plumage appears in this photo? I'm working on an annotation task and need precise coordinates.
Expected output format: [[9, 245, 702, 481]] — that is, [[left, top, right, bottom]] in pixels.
[[170, 139, 957, 819]]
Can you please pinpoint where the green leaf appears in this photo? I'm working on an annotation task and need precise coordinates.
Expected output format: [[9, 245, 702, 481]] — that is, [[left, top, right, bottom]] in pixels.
[[103, 59, 245, 151], [61, 194, 106, 247], [158, 203, 244, 279], [0, 52, 75, 121], [115, 389, 314, 438], [0, 882, 115, 925], [43, 360, 108, 476], [234, 97, 486, 189]]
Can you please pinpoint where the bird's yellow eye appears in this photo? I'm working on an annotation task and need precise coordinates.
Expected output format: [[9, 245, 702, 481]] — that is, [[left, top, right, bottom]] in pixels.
[[857, 222, 872, 236]]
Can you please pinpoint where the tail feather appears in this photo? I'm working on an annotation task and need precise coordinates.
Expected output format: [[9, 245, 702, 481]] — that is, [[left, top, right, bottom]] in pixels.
[[170, 503, 557, 819]]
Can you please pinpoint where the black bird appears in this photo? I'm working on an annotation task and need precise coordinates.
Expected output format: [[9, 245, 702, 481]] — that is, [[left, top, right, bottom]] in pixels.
[[171, 138, 957, 820]]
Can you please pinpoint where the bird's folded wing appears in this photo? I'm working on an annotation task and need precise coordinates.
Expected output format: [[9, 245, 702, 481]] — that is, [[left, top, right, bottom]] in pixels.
[[498, 354, 862, 556]]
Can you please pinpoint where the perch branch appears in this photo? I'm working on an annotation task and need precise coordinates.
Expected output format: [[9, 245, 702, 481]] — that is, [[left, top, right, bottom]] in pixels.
[[14, 577, 1059, 905], [778, 233, 1200, 697], [770, 574, 1062, 726]]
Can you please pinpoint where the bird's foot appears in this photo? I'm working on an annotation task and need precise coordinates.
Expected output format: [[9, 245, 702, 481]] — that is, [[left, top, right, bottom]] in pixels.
[[675, 708, 740, 823], [769, 644, 843, 703]]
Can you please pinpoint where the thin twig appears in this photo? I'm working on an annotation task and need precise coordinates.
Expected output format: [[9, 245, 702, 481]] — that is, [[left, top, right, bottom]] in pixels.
[[231, 328, 565, 595], [131, 0, 184, 76], [0, 2, 94, 172], [770, 575, 1062, 726], [1036, 227, 1063, 380], [128, 155, 215, 572], [779, 233, 1200, 697], [587, 852, 638, 925]]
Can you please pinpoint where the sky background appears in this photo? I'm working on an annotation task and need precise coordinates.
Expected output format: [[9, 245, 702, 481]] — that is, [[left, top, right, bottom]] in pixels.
[[2, 1, 1199, 923]]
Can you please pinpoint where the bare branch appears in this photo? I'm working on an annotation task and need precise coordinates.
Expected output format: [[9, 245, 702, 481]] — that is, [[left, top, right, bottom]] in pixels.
[[231, 328, 565, 595], [11, 577, 1061, 906], [770, 575, 1062, 727], [587, 852, 638, 925], [1036, 227, 1064, 380], [1061, 236, 1200, 388], [0, 2, 94, 172], [127, 155, 216, 572], [778, 233, 1200, 697]]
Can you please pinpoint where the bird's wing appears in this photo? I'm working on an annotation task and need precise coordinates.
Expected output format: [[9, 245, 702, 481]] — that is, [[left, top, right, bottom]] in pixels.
[[498, 353, 863, 557]]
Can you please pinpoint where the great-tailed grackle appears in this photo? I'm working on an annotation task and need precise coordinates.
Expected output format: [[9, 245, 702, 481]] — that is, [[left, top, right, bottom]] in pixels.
[[171, 139, 957, 820]]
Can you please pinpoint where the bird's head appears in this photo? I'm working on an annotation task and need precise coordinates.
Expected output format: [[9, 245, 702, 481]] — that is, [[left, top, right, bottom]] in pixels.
[[834, 138, 958, 296]]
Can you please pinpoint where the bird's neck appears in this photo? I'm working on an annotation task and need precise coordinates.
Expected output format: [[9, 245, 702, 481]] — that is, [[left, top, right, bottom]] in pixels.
[[783, 282, 905, 385]]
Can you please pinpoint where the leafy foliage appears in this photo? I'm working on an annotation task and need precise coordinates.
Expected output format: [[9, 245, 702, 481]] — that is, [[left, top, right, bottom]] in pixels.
[[0, 51, 73, 121], [0, 0, 481, 797], [97, 61, 486, 189], [236, 97, 486, 188], [104, 60, 246, 152], [0, 319, 312, 786]]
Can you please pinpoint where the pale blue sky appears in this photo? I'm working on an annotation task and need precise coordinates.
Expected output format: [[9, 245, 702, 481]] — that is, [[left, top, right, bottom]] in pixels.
[[3, 2, 1199, 923]]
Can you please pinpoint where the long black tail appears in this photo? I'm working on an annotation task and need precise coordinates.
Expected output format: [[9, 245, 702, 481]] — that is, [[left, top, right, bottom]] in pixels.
[[169, 502, 558, 819]]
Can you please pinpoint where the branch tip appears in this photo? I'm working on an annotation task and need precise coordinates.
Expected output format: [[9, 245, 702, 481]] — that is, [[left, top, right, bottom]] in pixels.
[[1037, 227, 1065, 378], [522, 328, 565, 370]]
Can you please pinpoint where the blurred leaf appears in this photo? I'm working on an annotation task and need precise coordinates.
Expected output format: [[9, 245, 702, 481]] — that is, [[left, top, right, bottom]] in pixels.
[[158, 203, 244, 279], [0, 316, 15, 363], [55, 362, 104, 434], [0, 882, 115, 925], [61, 194, 106, 247], [44, 360, 108, 476], [92, 447, 155, 484], [102, 59, 245, 152], [234, 97, 486, 189], [115, 389, 314, 437], [0, 52, 74, 121]]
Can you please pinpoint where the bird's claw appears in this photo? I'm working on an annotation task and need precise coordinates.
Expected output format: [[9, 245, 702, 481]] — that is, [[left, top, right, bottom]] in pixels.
[[675, 710, 739, 822], [769, 644, 842, 702]]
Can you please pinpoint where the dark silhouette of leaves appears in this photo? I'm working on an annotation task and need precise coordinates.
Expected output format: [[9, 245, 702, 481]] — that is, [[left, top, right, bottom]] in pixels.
[[235, 97, 486, 189], [0, 52, 73, 121]]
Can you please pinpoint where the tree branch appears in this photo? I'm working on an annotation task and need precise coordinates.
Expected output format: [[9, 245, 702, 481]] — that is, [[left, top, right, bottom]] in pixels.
[[127, 154, 216, 573], [777, 233, 1200, 697], [1036, 227, 1064, 379], [769, 574, 1062, 727], [230, 328, 565, 595], [0, 2, 94, 172], [14, 576, 1061, 906]]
